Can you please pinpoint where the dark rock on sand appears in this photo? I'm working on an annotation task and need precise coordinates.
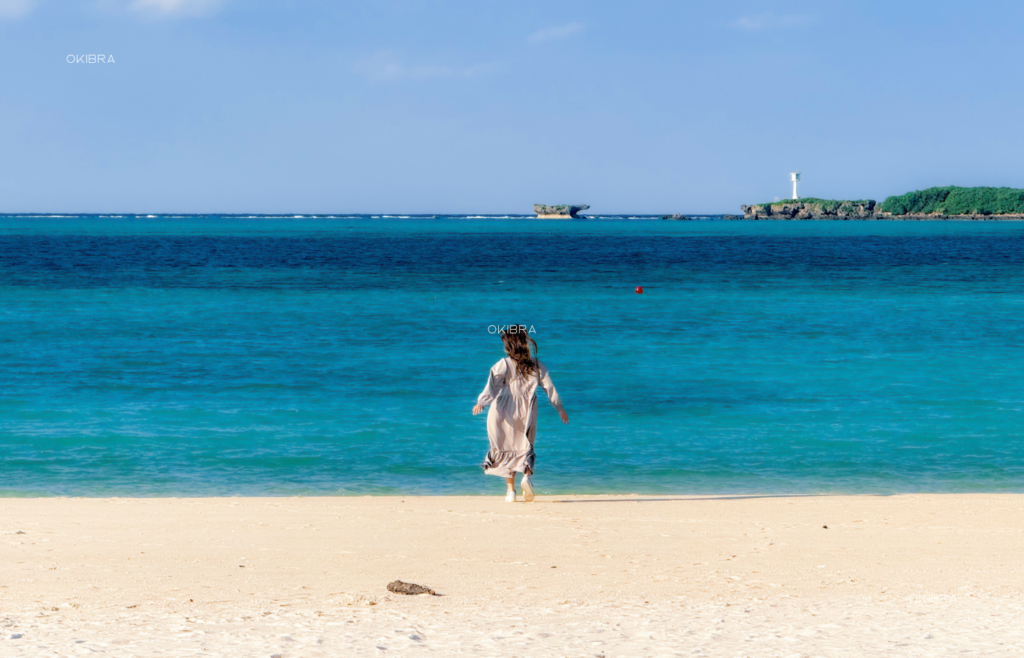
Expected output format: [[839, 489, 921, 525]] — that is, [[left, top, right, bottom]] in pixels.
[[387, 580, 438, 596]]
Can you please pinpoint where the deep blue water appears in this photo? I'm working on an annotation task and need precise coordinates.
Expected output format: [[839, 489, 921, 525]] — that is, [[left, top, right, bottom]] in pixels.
[[2, 214, 1024, 496]]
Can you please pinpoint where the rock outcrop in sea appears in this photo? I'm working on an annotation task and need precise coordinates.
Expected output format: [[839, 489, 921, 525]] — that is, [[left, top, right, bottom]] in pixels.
[[741, 201, 877, 220], [534, 204, 589, 218]]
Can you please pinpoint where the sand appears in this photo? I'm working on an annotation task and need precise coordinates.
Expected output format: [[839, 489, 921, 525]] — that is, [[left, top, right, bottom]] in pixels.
[[2, 494, 1023, 656]]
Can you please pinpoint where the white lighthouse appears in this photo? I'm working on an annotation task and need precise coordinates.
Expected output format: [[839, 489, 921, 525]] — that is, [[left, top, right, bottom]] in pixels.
[[790, 171, 801, 200]]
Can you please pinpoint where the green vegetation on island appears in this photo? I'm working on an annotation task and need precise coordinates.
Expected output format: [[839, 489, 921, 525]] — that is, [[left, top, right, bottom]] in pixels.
[[879, 186, 1024, 216], [741, 186, 1024, 219]]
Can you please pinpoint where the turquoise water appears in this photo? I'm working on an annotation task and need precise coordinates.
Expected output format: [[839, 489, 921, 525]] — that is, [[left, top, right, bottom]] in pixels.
[[2, 215, 1024, 496]]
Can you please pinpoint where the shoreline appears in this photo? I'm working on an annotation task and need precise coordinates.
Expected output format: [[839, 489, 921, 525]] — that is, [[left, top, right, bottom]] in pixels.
[[3, 494, 1023, 655]]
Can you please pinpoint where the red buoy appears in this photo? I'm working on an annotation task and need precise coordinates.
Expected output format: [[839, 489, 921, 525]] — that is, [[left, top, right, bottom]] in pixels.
[[635, 286, 643, 294]]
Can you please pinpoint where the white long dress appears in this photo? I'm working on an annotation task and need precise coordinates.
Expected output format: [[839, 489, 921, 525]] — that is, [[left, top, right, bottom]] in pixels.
[[476, 357, 564, 478]]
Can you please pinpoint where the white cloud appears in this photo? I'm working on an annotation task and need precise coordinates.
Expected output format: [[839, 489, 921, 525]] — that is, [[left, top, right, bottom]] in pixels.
[[353, 53, 491, 82], [0, 0, 34, 20], [129, 0, 225, 19], [731, 13, 812, 31], [527, 22, 584, 44]]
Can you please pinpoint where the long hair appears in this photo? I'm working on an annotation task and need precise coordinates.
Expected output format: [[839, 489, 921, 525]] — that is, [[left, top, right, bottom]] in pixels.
[[500, 325, 537, 379]]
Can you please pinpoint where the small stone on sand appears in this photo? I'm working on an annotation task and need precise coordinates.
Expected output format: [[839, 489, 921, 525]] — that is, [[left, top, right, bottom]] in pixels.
[[387, 580, 437, 596]]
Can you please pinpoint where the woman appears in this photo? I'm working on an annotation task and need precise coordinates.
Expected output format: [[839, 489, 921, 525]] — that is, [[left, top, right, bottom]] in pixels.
[[473, 325, 568, 502]]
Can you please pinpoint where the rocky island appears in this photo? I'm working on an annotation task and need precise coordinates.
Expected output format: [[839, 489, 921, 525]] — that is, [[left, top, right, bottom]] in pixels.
[[741, 186, 1024, 220], [534, 204, 589, 219], [741, 199, 877, 219]]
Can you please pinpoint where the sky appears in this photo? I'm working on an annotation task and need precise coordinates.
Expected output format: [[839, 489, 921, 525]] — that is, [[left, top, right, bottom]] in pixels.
[[1, 0, 1023, 214]]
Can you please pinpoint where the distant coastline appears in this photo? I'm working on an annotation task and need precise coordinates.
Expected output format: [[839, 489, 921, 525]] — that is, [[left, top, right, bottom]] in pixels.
[[741, 186, 1024, 220]]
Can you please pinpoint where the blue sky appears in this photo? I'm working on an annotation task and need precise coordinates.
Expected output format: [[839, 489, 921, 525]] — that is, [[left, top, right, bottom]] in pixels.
[[1, 0, 1022, 214]]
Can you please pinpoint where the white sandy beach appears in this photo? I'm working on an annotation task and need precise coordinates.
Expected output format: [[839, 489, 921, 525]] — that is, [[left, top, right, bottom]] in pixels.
[[2, 494, 1023, 656]]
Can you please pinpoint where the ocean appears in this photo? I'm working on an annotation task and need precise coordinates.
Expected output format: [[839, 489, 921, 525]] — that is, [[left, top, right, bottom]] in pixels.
[[2, 215, 1023, 496]]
